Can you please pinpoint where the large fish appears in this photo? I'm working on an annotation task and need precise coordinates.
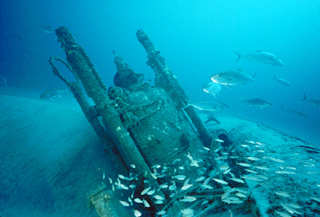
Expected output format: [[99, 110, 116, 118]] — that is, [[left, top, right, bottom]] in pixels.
[[202, 82, 221, 97], [40, 88, 68, 101], [242, 98, 272, 108], [211, 69, 255, 86], [189, 101, 229, 114], [281, 106, 307, 118], [41, 25, 55, 34], [204, 114, 220, 125], [273, 74, 291, 87], [302, 94, 320, 107], [234, 50, 284, 66]]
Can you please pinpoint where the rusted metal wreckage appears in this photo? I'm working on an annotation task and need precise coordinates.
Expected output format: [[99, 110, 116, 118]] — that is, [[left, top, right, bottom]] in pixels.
[[49, 27, 264, 217]]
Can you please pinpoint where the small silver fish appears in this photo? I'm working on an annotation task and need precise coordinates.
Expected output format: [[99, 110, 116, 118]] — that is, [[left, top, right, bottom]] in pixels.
[[236, 162, 251, 168], [281, 203, 300, 215], [157, 210, 166, 215], [195, 176, 206, 182], [143, 199, 150, 208], [275, 191, 290, 198], [154, 199, 164, 204], [274, 210, 291, 217], [130, 164, 136, 169], [117, 182, 129, 190], [160, 184, 168, 189], [119, 200, 130, 207], [268, 157, 284, 163], [223, 168, 231, 175], [229, 177, 245, 184], [245, 169, 257, 174], [203, 146, 210, 151], [154, 195, 165, 200], [134, 209, 142, 217], [201, 184, 213, 190], [147, 189, 155, 195], [255, 166, 269, 171], [222, 196, 244, 204], [180, 196, 197, 202], [247, 156, 260, 161], [134, 198, 143, 204], [141, 187, 151, 195], [181, 184, 193, 191], [152, 164, 161, 169], [213, 178, 228, 185], [275, 170, 296, 175], [236, 192, 247, 198], [174, 175, 186, 181], [181, 208, 194, 217], [169, 184, 176, 191], [129, 184, 136, 189]]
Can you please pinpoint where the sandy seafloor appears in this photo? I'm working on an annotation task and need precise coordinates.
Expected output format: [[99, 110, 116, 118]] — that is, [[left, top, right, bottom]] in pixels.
[[0, 88, 319, 217]]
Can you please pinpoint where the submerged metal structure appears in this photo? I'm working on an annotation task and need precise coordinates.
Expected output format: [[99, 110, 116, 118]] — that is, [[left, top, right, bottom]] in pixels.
[[49, 26, 213, 216], [48, 27, 270, 217]]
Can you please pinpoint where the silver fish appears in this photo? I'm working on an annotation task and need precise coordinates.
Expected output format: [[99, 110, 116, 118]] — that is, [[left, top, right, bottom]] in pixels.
[[119, 200, 130, 207], [274, 74, 291, 86], [211, 69, 255, 86], [201, 184, 213, 190], [213, 178, 228, 185], [180, 196, 197, 202], [157, 210, 166, 215], [242, 98, 272, 108], [275, 191, 290, 198], [202, 82, 221, 97], [181, 183, 193, 191], [134, 198, 143, 204], [141, 187, 151, 195], [134, 209, 142, 217], [302, 93, 320, 107], [143, 199, 150, 208], [229, 177, 245, 184], [174, 175, 186, 181], [154, 195, 165, 200], [236, 162, 251, 168], [234, 50, 284, 66]]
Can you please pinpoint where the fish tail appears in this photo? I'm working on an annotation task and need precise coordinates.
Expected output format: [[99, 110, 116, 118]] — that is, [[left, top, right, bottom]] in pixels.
[[233, 51, 241, 62]]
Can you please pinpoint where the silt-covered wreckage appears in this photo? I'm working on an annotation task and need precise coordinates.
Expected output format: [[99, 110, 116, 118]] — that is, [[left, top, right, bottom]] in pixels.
[[47, 27, 303, 217]]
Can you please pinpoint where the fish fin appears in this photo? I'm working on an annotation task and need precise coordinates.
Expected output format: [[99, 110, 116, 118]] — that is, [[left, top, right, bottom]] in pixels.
[[233, 51, 241, 62]]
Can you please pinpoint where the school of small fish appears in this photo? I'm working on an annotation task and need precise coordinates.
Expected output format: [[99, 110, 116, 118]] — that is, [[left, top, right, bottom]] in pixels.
[[101, 135, 320, 216]]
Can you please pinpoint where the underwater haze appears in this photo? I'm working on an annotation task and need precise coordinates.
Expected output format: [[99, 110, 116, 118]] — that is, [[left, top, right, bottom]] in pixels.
[[1, 0, 320, 143], [1, 0, 320, 216]]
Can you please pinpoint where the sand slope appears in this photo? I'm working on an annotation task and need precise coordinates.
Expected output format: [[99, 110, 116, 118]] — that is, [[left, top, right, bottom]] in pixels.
[[0, 94, 127, 217]]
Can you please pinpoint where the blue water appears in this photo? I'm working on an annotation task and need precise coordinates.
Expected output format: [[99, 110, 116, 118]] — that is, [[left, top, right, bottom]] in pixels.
[[1, 0, 319, 144], [1, 0, 320, 216]]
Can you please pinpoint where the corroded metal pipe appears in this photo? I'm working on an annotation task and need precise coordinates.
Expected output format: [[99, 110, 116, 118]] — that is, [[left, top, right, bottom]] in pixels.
[[54, 27, 153, 179], [136, 29, 212, 146]]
